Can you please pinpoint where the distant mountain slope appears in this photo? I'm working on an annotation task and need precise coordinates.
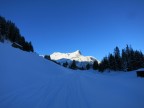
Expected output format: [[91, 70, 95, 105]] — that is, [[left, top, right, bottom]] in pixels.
[[50, 50, 98, 69], [0, 43, 144, 108]]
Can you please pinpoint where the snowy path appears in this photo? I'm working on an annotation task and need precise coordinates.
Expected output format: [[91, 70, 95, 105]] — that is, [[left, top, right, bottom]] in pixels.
[[1, 69, 144, 108], [0, 43, 144, 108]]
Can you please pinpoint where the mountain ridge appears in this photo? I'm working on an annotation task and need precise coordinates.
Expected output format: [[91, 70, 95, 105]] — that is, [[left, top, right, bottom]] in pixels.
[[48, 50, 99, 69]]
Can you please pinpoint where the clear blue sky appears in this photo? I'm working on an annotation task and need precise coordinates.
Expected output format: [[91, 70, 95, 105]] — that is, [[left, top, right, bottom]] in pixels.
[[0, 0, 144, 60]]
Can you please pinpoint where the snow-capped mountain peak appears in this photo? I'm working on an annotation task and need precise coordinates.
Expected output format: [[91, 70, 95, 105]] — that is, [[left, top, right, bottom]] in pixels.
[[51, 50, 82, 60], [50, 50, 98, 69], [50, 50, 96, 62], [72, 50, 81, 56]]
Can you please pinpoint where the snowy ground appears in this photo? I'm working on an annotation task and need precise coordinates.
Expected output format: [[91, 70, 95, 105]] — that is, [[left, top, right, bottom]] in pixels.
[[0, 43, 144, 108]]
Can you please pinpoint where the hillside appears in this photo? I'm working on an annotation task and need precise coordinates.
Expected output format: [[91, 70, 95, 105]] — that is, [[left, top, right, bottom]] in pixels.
[[0, 16, 34, 52], [44, 50, 98, 69], [0, 43, 144, 108]]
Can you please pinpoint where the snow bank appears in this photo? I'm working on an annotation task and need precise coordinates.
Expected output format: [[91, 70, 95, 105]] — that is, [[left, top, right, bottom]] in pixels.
[[0, 43, 144, 108]]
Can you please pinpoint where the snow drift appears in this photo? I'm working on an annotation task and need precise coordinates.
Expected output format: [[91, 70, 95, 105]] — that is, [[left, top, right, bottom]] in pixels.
[[0, 43, 144, 108]]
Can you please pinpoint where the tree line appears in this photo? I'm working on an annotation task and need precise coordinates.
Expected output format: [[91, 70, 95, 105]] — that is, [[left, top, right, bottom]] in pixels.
[[98, 45, 144, 72], [44, 55, 99, 70], [44, 46, 144, 72], [0, 16, 34, 52]]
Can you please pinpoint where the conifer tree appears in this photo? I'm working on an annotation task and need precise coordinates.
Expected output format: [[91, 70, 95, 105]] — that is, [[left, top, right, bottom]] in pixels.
[[86, 63, 90, 70], [70, 60, 77, 70], [63, 61, 68, 67], [122, 49, 127, 71], [93, 60, 99, 70], [99, 45, 144, 72], [44, 55, 51, 60], [114, 46, 122, 70], [108, 54, 116, 70], [0, 16, 34, 52], [99, 56, 109, 71]]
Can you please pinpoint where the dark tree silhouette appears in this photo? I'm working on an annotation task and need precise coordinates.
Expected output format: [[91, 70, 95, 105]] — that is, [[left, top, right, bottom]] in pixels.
[[70, 60, 77, 70], [98, 45, 144, 72], [93, 60, 99, 70], [0, 16, 34, 52], [114, 46, 122, 70], [44, 55, 51, 60], [86, 63, 90, 70], [63, 61, 68, 67]]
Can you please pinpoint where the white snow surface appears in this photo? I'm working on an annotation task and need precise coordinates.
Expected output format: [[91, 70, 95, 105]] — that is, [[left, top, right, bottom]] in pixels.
[[50, 50, 98, 67], [0, 43, 144, 108]]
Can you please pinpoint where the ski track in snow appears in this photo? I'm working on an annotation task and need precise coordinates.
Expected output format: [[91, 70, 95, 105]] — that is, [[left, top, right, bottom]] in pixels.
[[0, 71, 92, 108], [1, 70, 144, 108], [0, 43, 144, 108]]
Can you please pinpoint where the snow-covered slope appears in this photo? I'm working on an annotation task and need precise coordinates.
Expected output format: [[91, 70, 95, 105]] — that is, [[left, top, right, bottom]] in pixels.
[[50, 50, 98, 68], [0, 43, 144, 108]]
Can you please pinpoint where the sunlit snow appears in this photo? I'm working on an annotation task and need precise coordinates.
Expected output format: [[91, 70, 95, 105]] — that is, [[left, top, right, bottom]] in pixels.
[[0, 43, 144, 108]]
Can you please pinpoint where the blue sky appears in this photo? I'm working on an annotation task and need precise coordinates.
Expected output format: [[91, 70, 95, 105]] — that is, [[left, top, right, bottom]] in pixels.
[[0, 0, 144, 60]]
